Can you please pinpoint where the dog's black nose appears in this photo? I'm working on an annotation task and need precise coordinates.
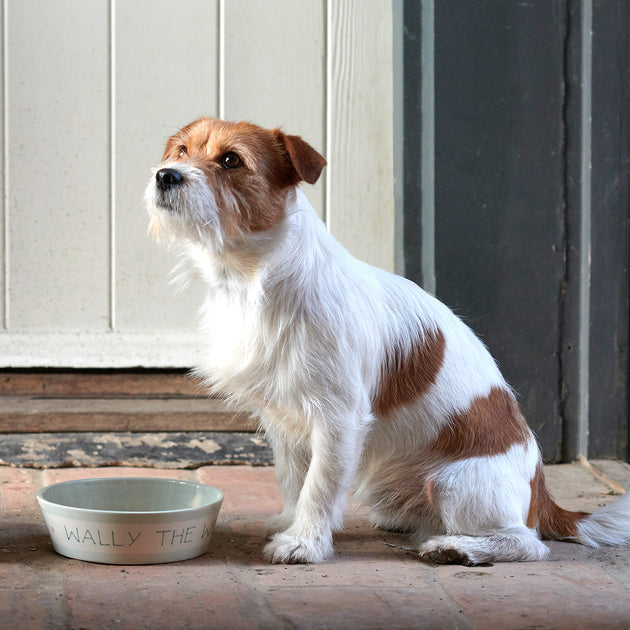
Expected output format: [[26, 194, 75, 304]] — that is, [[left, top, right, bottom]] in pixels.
[[156, 168, 184, 191]]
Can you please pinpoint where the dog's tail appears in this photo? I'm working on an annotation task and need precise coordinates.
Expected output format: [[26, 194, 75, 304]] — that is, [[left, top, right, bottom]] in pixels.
[[529, 463, 630, 547], [574, 488, 630, 547]]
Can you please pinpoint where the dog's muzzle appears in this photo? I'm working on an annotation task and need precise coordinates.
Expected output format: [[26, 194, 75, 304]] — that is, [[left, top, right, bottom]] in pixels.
[[156, 167, 184, 193]]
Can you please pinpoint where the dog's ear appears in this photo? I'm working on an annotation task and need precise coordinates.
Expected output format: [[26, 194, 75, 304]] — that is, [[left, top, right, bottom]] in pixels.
[[274, 130, 327, 185]]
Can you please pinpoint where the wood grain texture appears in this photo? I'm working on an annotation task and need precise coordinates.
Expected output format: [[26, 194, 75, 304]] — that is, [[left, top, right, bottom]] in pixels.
[[327, 0, 395, 272], [0, 371, 203, 397], [433, 1, 565, 461], [113, 0, 218, 334], [0, 2, 396, 367], [5, 0, 110, 331], [223, 0, 325, 218], [0, 396, 254, 433], [0, 0, 5, 331], [0, 332, 205, 368], [0, 371, 255, 433]]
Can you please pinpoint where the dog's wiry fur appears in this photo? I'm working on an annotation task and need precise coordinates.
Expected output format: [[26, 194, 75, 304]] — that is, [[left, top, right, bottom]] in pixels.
[[145, 117, 630, 565]]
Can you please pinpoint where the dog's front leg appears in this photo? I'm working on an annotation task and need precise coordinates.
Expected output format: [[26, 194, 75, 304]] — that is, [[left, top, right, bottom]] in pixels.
[[265, 429, 311, 533], [264, 416, 366, 564]]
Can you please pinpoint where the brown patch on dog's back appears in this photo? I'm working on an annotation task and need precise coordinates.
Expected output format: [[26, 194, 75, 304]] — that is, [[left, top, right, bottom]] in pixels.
[[430, 387, 531, 459], [374, 327, 446, 416], [526, 463, 589, 539]]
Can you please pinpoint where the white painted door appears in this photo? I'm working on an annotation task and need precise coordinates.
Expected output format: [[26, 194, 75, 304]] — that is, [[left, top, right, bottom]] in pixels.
[[0, 0, 394, 368]]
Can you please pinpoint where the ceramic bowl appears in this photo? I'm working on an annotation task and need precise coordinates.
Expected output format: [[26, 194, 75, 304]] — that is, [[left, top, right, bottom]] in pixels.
[[37, 477, 223, 564]]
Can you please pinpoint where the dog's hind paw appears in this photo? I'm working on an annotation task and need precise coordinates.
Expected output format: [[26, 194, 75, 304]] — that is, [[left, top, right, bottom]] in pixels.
[[418, 545, 475, 566], [264, 531, 333, 564], [418, 536, 483, 566], [418, 530, 548, 565]]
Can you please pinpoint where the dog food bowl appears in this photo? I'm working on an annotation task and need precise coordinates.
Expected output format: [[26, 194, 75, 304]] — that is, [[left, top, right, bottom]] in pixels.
[[37, 477, 223, 565]]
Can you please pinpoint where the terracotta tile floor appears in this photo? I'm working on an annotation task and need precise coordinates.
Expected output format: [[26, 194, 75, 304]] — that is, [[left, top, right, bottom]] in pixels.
[[1, 462, 629, 629]]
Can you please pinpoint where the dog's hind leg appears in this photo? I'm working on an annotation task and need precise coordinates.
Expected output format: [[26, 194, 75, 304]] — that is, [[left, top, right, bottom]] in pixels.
[[415, 441, 547, 565], [418, 527, 548, 565]]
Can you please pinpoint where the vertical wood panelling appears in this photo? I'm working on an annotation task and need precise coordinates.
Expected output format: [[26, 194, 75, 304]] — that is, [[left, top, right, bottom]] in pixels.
[[223, 0, 325, 218], [6, 0, 111, 331], [327, 1, 395, 272], [1, 0, 6, 330], [114, 0, 218, 333], [0, 2, 396, 366]]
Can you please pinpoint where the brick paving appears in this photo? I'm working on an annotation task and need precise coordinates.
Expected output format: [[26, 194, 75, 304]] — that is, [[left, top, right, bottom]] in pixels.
[[1, 463, 629, 629]]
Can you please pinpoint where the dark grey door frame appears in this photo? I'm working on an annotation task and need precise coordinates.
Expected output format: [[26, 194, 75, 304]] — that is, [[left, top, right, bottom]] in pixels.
[[400, 0, 629, 462], [574, 0, 629, 461]]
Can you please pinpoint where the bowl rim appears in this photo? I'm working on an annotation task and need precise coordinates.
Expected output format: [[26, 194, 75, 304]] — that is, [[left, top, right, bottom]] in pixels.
[[36, 476, 224, 517]]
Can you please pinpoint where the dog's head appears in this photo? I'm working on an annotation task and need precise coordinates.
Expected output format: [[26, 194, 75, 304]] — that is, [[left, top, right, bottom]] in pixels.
[[145, 118, 326, 251]]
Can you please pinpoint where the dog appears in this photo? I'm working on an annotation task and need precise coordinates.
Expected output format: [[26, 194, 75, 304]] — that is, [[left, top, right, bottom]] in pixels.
[[145, 117, 630, 565]]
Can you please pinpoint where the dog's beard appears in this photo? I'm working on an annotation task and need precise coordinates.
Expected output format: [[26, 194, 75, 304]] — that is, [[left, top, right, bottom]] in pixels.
[[144, 164, 225, 254]]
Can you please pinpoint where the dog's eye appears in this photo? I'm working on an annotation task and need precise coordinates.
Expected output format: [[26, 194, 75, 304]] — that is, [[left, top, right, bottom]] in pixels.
[[222, 152, 242, 169], [177, 145, 188, 159]]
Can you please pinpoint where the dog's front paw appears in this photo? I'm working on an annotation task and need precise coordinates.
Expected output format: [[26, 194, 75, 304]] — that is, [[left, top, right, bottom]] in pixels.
[[264, 531, 333, 564]]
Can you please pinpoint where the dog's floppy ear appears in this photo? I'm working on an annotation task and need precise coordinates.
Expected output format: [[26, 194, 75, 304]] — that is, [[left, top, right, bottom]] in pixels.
[[274, 130, 327, 185]]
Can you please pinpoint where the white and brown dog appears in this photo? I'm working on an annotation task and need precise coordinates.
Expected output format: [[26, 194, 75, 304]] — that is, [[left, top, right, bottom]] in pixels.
[[145, 117, 629, 565]]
